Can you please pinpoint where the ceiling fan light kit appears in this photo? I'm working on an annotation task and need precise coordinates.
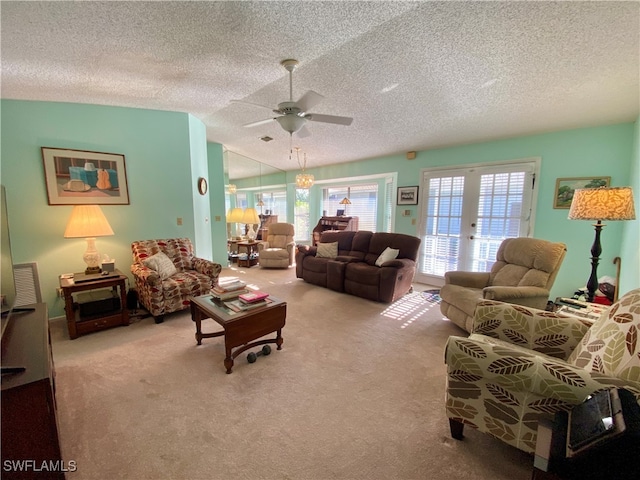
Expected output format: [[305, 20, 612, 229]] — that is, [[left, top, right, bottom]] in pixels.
[[236, 59, 353, 137]]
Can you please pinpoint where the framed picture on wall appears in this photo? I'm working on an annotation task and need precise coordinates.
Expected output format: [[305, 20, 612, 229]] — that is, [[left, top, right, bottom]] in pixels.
[[42, 147, 130, 205], [553, 176, 611, 209], [397, 186, 419, 205]]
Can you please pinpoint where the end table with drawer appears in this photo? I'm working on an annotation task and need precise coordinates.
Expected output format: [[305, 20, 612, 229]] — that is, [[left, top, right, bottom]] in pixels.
[[60, 270, 129, 339]]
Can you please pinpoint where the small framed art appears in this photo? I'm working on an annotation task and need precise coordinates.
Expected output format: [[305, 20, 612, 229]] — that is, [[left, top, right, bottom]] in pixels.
[[397, 186, 419, 205], [553, 176, 611, 209]]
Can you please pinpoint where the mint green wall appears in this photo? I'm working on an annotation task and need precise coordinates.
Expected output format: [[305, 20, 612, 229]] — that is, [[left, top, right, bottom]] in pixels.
[[0, 100, 223, 319], [619, 117, 640, 295], [281, 123, 636, 299], [189, 115, 213, 259], [206, 142, 228, 266], [1, 97, 635, 322]]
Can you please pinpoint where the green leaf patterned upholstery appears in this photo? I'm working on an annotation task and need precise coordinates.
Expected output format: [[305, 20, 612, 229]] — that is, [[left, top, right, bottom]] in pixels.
[[444, 288, 640, 454]]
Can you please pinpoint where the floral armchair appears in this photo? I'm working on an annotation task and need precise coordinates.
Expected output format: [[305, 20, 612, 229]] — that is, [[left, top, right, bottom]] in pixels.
[[131, 238, 221, 323], [444, 288, 640, 454]]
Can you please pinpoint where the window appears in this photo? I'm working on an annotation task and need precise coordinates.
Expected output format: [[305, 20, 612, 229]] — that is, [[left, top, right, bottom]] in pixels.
[[235, 192, 247, 210], [258, 189, 286, 218], [416, 160, 537, 285], [294, 188, 310, 242], [384, 178, 394, 232], [321, 183, 378, 231]]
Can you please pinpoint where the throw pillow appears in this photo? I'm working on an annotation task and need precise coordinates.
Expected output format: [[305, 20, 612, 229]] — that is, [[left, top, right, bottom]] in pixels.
[[567, 288, 640, 381], [375, 247, 399, 267], [316, 242, 338, 259], [143, 252, 177, 279]]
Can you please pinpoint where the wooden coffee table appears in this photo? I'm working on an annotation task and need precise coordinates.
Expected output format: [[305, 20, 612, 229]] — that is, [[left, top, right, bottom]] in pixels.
[[190, 294, 286, 374]]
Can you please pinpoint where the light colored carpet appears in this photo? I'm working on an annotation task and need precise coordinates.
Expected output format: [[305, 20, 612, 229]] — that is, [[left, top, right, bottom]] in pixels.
[[50, 266, 532, 479]]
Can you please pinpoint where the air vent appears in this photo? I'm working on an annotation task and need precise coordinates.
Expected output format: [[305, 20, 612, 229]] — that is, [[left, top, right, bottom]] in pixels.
[[260, 136, 274, 142]]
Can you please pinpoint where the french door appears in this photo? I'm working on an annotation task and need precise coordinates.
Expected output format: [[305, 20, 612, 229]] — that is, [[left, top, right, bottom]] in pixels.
[[415, 161, 537, 286]]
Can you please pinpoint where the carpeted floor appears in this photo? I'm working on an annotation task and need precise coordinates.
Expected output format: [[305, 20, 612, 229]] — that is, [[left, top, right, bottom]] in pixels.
[[49, 266, 532, 479], [421, 289, 441, 303]]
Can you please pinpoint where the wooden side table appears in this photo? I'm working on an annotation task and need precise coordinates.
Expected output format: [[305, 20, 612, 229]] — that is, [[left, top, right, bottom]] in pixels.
[[237, 241, 259, 256], [60, 270, 129, 339], [237, 241, 259, 268]]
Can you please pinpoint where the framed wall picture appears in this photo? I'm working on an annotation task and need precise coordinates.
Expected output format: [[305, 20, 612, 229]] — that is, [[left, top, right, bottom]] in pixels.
[[397, 186, 419, 205], [42, 147, 130, 205], [553, 176, 611, 209]]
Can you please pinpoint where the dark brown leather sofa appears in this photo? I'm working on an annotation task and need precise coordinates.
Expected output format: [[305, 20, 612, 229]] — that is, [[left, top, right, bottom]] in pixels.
[[295, 230, 421, 302]]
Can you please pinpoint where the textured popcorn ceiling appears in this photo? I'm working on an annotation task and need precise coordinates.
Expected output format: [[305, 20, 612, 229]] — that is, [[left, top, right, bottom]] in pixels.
[[2, 1, 638, 173]]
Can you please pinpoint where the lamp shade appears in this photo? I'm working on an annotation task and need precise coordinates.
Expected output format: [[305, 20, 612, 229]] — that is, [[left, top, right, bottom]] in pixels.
[[568, 187, 636, 221], [227, 207, 244, 223], [339, 197, 352, 205], [63, 205, 114, 238], [241, 208, 260, 225]]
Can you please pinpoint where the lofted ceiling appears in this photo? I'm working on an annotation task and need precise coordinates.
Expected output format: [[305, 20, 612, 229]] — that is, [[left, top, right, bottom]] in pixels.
[[2, 1, 639, 174]]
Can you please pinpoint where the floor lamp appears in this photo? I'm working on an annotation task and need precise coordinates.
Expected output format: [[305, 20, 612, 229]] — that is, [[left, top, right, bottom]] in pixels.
[[568, 186, 636, 302]]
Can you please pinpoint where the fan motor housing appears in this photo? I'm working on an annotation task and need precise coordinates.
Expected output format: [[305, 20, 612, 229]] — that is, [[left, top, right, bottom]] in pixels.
[[277, 101, 300, 115]]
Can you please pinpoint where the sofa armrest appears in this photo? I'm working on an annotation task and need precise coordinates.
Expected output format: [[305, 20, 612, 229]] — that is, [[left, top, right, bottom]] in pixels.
[[297, 244, 317, 257], [131, 263, 161, 286], [471, 300, 592, 359], [381, 258, 414, 268], [482, 285, 550, 304], [192, 257, 222, 280], [258, 241, 269, 252], [444, 270, 490, 289], [445, 334, 633, 406]]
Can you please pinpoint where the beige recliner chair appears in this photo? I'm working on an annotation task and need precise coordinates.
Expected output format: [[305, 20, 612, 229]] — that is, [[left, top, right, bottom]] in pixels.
[[440, 237, 567, 332], [257, 223, 295, 268]]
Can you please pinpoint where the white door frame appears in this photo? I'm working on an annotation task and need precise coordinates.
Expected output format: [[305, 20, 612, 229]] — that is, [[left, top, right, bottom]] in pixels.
[[415, 157, 541, 286]]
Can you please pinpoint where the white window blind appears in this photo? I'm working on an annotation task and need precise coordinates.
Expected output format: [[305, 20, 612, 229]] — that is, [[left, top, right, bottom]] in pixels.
[[259, 189, 286, 218], [322, 183, 378, 231]]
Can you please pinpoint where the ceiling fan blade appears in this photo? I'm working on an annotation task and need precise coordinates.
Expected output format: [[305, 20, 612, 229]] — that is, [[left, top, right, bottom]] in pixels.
[[305, 113, 353, 126], [296, 125, 311, 138], [296, 90, 324, 113], [231, 99, 275, 111], [243, 117, 277, 128]]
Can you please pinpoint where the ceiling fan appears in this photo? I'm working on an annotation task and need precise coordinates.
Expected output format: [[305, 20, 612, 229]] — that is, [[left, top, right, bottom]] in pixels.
[[232, 59, 353, 137]]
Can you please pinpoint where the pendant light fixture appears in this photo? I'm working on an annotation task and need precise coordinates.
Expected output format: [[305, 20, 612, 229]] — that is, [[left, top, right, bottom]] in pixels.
[[293, 143, 314, 189]]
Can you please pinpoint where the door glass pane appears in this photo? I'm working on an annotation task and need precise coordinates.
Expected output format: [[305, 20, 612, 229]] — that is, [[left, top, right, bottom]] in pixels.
[[417, 162, 535, 284], [420, 176, 464, 276], [472, 171, 527, 271]]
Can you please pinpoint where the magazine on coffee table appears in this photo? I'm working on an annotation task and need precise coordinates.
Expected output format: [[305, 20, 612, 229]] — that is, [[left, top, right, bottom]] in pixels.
[[238, 291, 269, 303], [225, 298, 272, 313]]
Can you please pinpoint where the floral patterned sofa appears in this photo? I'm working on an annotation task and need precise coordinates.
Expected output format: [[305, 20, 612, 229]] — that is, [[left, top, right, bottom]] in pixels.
[[444, 287, 640, 453], [131, 238, 221, 323]]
